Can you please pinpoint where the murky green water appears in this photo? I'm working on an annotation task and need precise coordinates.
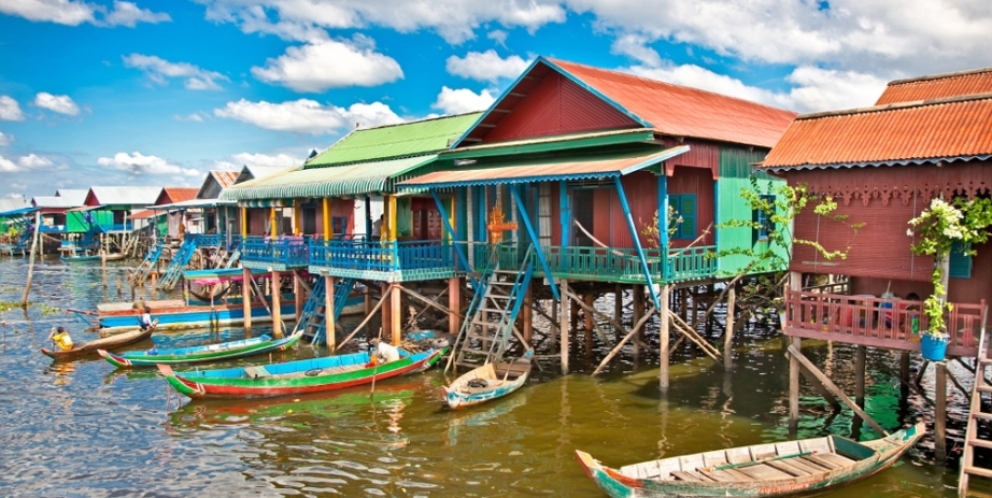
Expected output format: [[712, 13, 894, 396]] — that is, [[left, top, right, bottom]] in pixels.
[[0, 256, 973, 496]]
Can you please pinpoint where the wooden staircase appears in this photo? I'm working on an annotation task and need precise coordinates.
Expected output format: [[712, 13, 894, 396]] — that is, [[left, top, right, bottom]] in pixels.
[[157, 236, 199, 291], [132, 243, 165, 284], [299, 277, 357, 345], [960, 308, 991, 497], [447, 245, 534, 373]]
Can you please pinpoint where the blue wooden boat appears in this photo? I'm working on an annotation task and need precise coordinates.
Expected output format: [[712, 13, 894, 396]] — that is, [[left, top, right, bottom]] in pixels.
[[61, 253, 125, 262], [95, 298, 298, 335], [98, 331, 302, 368], [442, 352, 532, 409]]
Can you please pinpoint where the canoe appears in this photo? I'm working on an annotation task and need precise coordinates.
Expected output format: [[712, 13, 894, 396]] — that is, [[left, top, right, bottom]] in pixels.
[[158, 347, 445, 399], [98, 331, 302, 368], [575, 422, 925, 498], [61, 253, 126, 262], [442, 353, 532, 409], [96, 298, 298, 336], [41, 325, 155, 360]]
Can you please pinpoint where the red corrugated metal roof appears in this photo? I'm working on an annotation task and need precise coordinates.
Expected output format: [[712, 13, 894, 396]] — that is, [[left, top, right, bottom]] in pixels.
[[211, 170, 238, 189], [877, 67, 992, 105], [548, 59, 797, 148], [159, 187, 199, 205], [762, 93, 992, 169]]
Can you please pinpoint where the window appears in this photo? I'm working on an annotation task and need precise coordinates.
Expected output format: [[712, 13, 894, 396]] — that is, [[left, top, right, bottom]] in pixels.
[[754, 194, 775, 241], [949, 240, 973, 278], [331, 216, 347, 237], [668, 194, 697, 240]]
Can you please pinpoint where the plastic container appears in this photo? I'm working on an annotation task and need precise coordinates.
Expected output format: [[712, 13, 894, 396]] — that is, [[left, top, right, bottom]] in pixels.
[[921, 333, 948, 361]]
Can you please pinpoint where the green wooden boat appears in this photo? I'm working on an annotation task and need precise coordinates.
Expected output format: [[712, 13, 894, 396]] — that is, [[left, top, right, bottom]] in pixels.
[[98, 331, 302, 368], [575, 422, 924, 497]]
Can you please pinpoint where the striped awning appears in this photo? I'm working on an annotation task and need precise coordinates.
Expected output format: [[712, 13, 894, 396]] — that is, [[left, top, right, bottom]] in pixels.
[[223, 155, 437, 202]]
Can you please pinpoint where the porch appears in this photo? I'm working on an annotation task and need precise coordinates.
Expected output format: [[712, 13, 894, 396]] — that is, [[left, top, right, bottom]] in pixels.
[[308, 239, 458, 282], [240, 235, 310, 271], [783, 290, 986, 357]]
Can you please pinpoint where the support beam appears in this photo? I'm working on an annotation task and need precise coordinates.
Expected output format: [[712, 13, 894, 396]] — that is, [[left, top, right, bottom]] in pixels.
[[325, 275, 335, 351], [592, 306, 658, 376], [271, 270, 282, 338], [561, 279, 570, 375], [270, 207, 277, 238], [449, 277, 462, 336], [787, 344, 889, 437], [658, 172, 668, 279], [936, 362, 948, 462], [559, 181, 570, 246], [242, 267, 252, 335], [796, 362, 842, 412], [511, 185, 559, 301], [633, 285, 645, 357], [322, 198, 331, 242], [430, 190, 474, 280], [523, 285, 533, 346], [614, 177, 659, 308], [584, 293, 594, 355], [381, 283, 391, 337], [789, 337, 800, 434], [660, 284, 671, 391], [240, 207, 248, 238], [724, 286, 736, 369], [391, 283, 402, 345]]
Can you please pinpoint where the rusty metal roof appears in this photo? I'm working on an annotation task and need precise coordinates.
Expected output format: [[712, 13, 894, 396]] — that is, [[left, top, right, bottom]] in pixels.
[[158, 187, 199, 205], [210, 170, 238, 189], [877, 67, 992, 105], [398, 146, 688, 189], [762, 92, 992, 170]]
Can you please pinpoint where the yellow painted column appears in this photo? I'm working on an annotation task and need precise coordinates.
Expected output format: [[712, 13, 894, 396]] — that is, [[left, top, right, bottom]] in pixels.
[[240, 207, 247, 238], [322, 198, 331, 242], [269, 207, 278, 238], [387, 195, 397, 242]]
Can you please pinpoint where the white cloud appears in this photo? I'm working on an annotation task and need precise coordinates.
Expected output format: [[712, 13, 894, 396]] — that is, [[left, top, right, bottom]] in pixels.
[[0, 96, 24, 121], [0, 0, 168, 27], [610, 33, 661, 67], [626, 62, 886, 113], [102, 1, 171, 27], [214, 152, 303, 171], [33, 93, 80, 116], [18, 154, 54, 169], [97, 152, 200, 176], [432, 86, 496, 115], [251, 36, 403, 92], [446, 50, 530, 82], [197, 0, 566, 44], [0, 155, 18, 172], [487, 29, 508, 47], [174, 113, 205, 122], [0, 132, 12, 146], [124, 54, 228, 91], [214, 98, 403, 134], [10, 182, 27, 191]]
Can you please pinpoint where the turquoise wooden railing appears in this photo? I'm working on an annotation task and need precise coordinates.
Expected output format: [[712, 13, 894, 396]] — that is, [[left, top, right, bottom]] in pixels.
[[241, 235, 310, 268], [308, 239, 455, 273]]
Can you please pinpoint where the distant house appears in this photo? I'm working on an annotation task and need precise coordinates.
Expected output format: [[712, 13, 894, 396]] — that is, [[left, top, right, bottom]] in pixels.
[[31, 194, 85, 233], [152, 187, 199, 238], [76, 186, 162, 233], [762, 66, 992, 356]]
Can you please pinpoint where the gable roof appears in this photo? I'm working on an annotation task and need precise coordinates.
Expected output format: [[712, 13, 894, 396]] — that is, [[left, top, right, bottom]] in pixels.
[[32, 195, 82, 209], [456, 57, 796, 149], [761, 92, 992, 170], [0, 198, 29, 215], [55, 189, 89, 205], [877, 67, 992, 105], [235, 165, 289, 185], [85, 186, 163, 206], [157, 187, 199, 206], [196, 170, 239, 199], [306, 112, 483, 168]]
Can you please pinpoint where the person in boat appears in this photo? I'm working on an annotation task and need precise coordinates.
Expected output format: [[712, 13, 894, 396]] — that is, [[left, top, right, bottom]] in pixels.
[[368, 339, 400, 366], [139, 307, 154, 331], [48, 326, 73, 351]]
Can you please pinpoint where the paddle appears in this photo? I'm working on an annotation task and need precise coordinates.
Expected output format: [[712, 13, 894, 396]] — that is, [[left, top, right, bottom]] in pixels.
[[369, 327, 382, 402], [712, 451, 813, 472]]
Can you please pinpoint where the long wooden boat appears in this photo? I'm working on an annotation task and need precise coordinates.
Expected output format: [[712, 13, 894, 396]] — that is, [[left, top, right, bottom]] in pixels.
[[96, 298, 298, 336], [98, 331, 302, 368], [41, 325, 155, 360], [442, 354, 531, 409], [158, 347, 445, 399], [61, 253, 126, 262], [575, 422, 924, 498]]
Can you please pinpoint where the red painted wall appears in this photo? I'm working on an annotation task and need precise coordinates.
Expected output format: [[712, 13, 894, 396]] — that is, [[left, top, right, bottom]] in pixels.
[[667, 167, 715, 247], [664, 138, 721, 178], [850, 241, 991, 304], [544, 172, 659, 249], [480, 72, 639, 143]]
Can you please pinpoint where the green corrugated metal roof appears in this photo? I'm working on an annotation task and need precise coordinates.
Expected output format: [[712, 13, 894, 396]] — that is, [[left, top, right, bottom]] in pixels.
[[305, 112, 482, 168], [224, 155, 438, 201]]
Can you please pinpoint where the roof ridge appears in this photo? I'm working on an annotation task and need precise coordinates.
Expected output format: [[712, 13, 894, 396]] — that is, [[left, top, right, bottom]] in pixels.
[[797, 91, 992, 120], [305, 151, 439, 170], [545, 57, 796, 115], [347, 111, 483, 133], [888, 66, 992, 87]]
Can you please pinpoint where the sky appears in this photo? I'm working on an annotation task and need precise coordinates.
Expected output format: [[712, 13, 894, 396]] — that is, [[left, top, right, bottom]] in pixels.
[[0, 0, 991, 201]]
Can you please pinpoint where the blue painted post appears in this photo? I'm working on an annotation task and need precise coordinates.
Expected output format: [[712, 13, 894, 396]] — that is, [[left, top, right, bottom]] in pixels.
[[615, 177, 660, 309], [658, 172, 669, 282], [431, 190, 475, 285], [559, 181, 570, 246], [511, 185, 560, 302]]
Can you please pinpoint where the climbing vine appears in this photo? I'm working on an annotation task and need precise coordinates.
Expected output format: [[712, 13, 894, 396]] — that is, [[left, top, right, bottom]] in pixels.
[[908, 197, 992, 339]]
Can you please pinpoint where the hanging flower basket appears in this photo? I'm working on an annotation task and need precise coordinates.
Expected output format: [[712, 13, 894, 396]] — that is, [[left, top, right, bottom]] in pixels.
[[920, 333, 949, 362]]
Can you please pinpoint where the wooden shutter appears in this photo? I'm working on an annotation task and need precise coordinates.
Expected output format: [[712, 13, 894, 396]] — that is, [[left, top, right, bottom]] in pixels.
[[678, 195, 697, 240], [949, 240, 972, 278]]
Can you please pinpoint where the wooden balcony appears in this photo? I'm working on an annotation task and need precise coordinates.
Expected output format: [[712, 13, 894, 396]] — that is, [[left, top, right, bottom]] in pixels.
[[783, 290, 986, 357], [308, 239, 457, 282], [241, 235, 310, 271]]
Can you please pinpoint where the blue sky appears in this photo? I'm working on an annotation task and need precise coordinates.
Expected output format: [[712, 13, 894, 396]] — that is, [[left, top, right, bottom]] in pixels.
[[1, 0, 990, 201]]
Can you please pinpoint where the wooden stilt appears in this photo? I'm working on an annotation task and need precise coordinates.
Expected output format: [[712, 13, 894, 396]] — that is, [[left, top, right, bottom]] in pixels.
[[325, 274, 335, 351], [561, 279, 570, 375], [294, 271, 303, 322], [584, 293, 594, 355], [900, 351, 911, 400], [659, 285, 671, 392], [614, 284, 623, 340], [936, 361, 948, 462], [21, 211, 41, 307], [365, 284, 373, 316], [570, 298, 579, 340], [789, 337, 801, 435], [391, 283, 402, 345], [852, 345, 867, 438], [550, 297, 559, 349], [449, 277, 461, 336], [724, 286, 736, 369], [633, 285, 645, 358], [271, 270, 282, 338], [381, 283, 391, 335], [242, 267, 252, 335], [522, 284, 533, 346]]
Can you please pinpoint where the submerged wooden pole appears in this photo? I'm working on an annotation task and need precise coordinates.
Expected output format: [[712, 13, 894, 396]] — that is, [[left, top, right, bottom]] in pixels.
[[325, 274, 335, 351], [272, 270, 282, 338], [584, 293, 594, 355], [561, 279, 570, 375], [789, 337, 801, 435], [449, 277, 462, 336], [391, 283, 402, 345], [522, 284, 533, 346], [21, 211, 41, 307], [659, 284, 671, 392], [633, 285, 645, 358], [242, 267, 252, 335], [723, 286, 736, 369]]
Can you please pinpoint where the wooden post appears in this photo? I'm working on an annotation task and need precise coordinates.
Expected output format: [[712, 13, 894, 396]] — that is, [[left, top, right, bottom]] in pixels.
[[271, 270, 282, 338], [365, 285, 373, 316], [614, 284, 623, 339], [899, 351, 911, 400], [550, 295, 559, 349], [391, 283, 402, 345], [21, 211, 41, 307], [325, 274, 335, 351], [242, 267, 252, 335], [449, 277, 462, 336], [561, 279, 570, 375], [936, 361, 948, 462], [322, 198, 331, 241], [584, 293, 594, 355], [788, 336, 802, 435], [294, 271, 303, 322], [240, 207, 248, 238], [633, 285, 645, 357], [853, 345, 867, 438], [724, 286, 736, 369], [570, 298, 579, 339], [381, 283, 391, 336], [659, 284, 671, 392], [522, 284, 533, 346]]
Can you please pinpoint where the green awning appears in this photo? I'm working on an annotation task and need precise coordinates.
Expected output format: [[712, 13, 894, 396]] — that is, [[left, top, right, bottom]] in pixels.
[[223, 155, 438, 201]]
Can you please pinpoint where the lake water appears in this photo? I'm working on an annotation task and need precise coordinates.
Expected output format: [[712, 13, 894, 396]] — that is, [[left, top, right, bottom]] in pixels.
[[0, 256, 976, 496]]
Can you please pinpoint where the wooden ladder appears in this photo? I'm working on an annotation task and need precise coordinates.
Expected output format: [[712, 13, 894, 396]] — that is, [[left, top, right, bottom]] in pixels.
[[960, 305, 991, 497]]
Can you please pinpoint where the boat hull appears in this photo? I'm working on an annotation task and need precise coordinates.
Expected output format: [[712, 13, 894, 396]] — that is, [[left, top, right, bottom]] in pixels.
[[160, 349, 444, 400], [575, 423, 924, 498], [42, 327, 154, 360], [98, 303, 297, 335], [443, 361, 530, 409], [99, 332, 301, 368]]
